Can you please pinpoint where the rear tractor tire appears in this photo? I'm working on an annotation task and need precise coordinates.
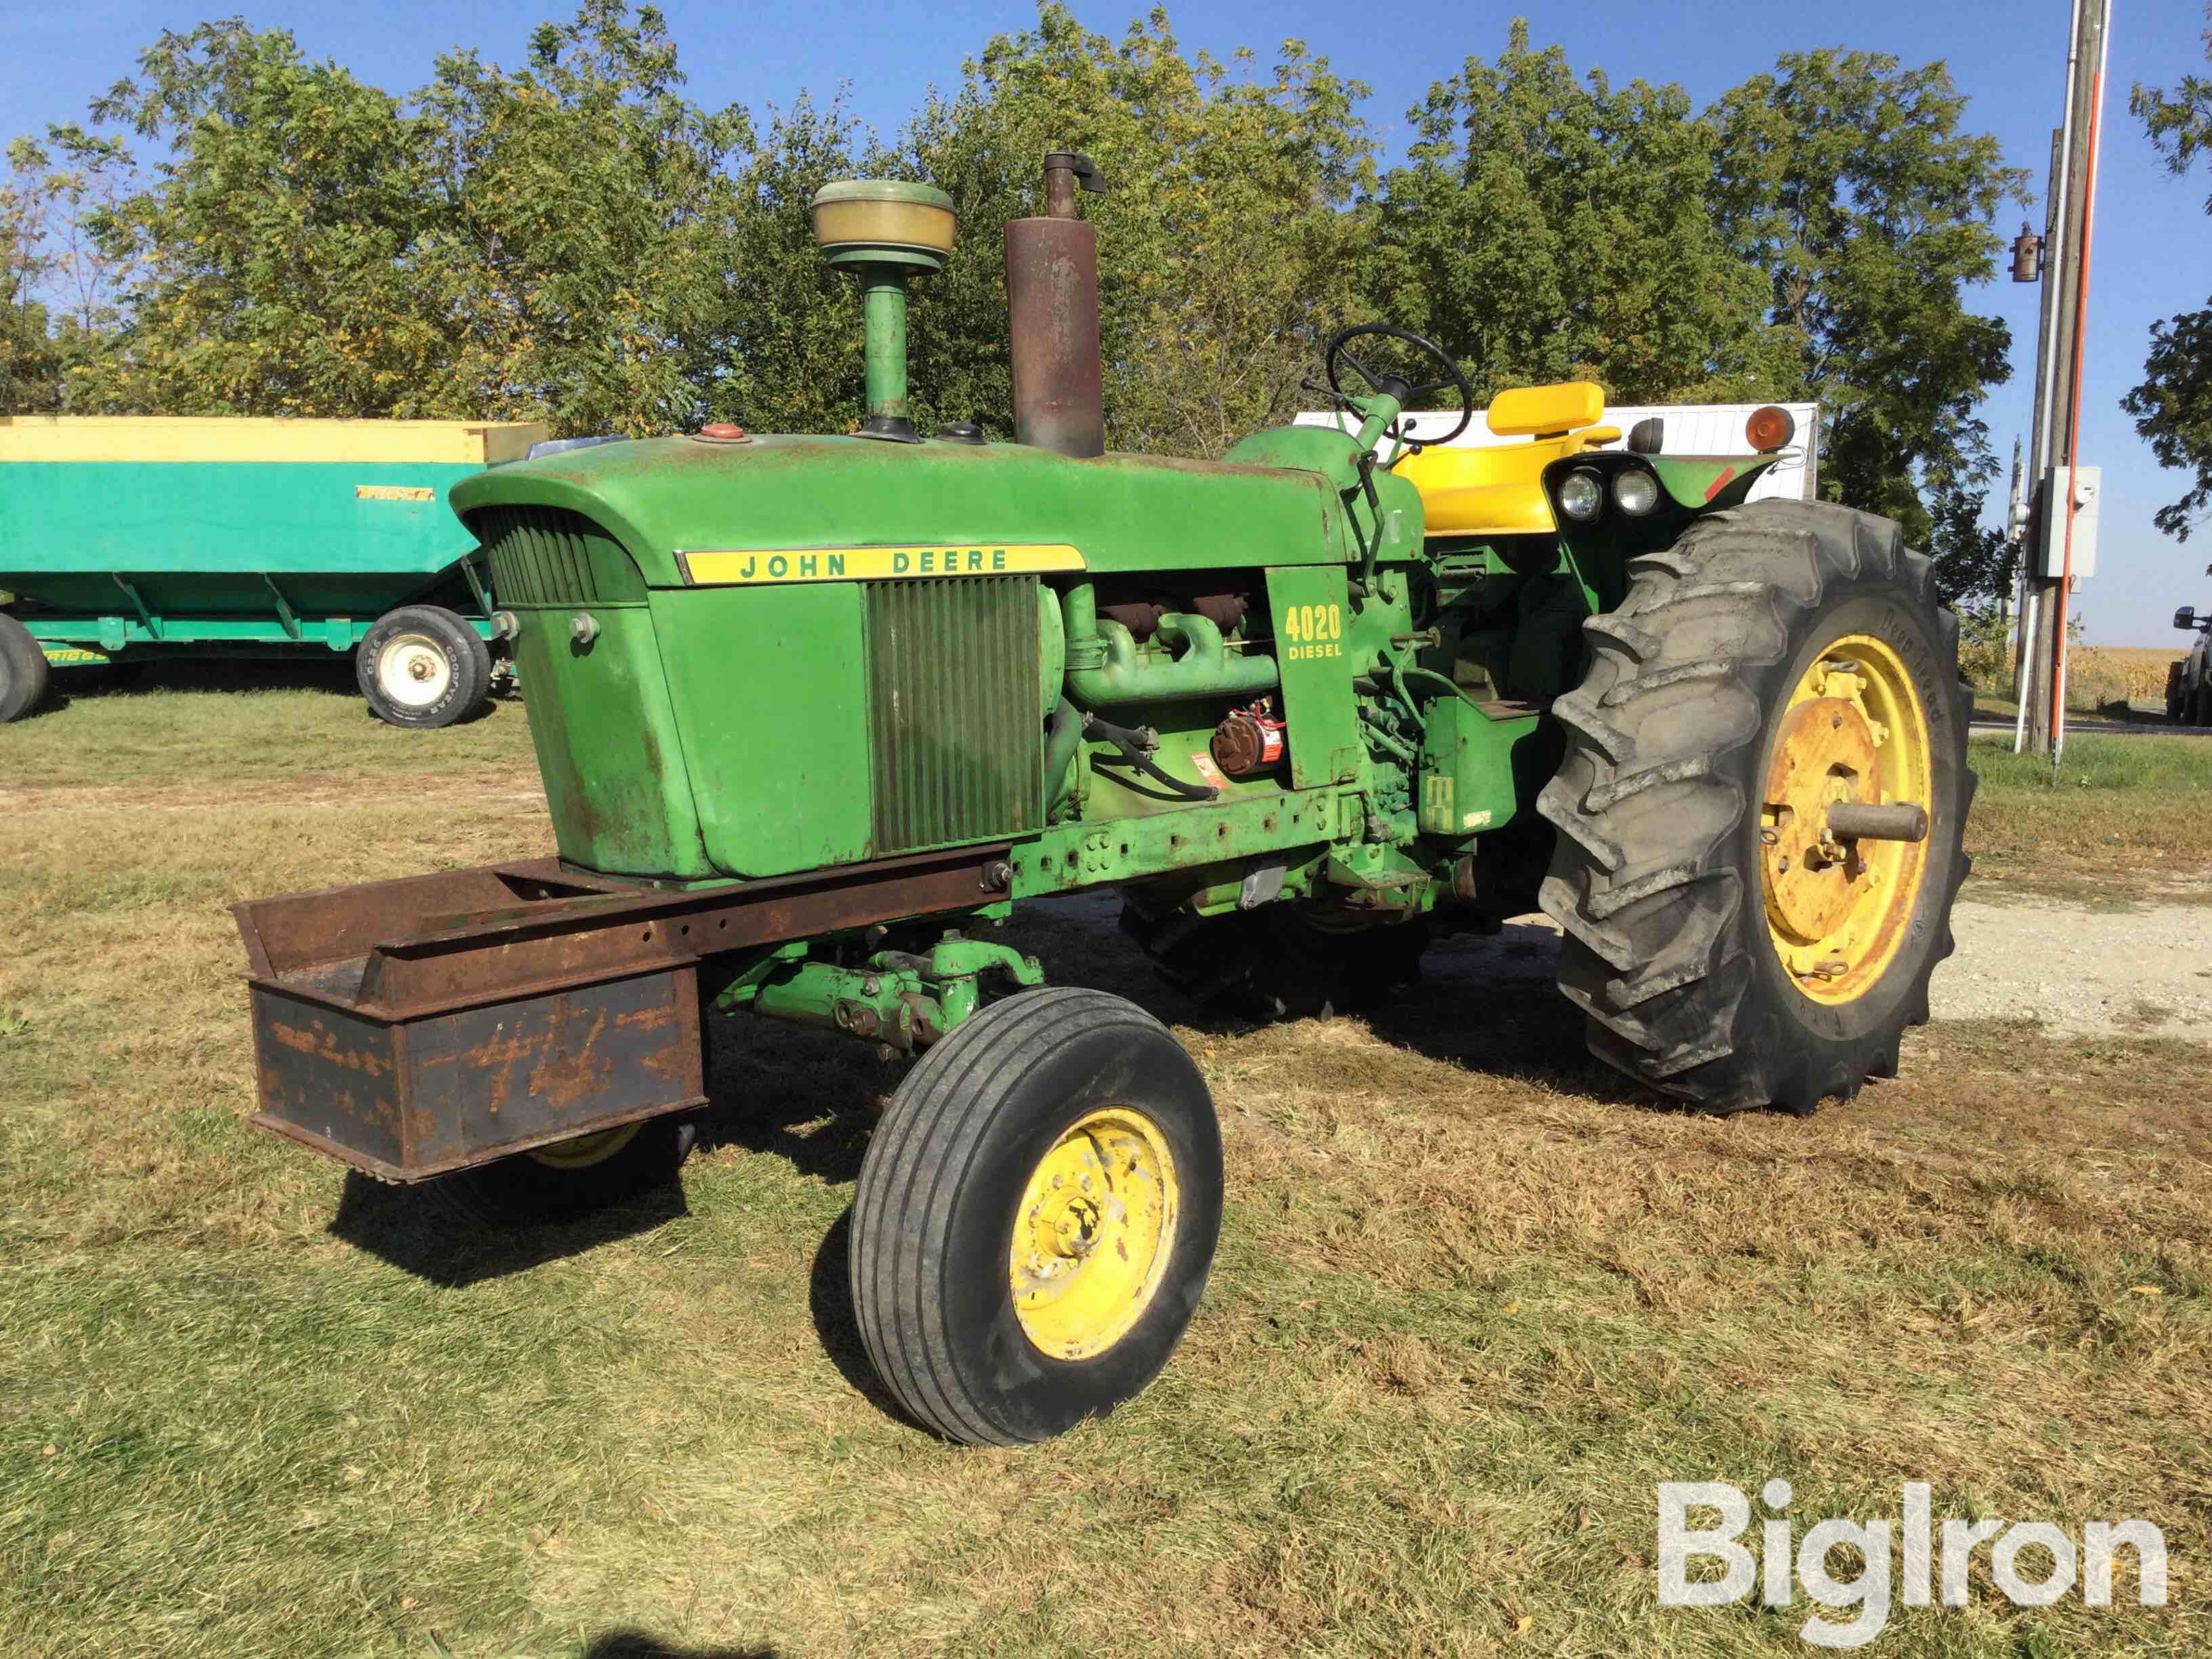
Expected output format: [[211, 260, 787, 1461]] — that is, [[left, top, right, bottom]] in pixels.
[[357, 605, 491, 729], [851, 987, 1224, 1445], [0, 615, 52, 723], [1540, 499, 1973, 1114]]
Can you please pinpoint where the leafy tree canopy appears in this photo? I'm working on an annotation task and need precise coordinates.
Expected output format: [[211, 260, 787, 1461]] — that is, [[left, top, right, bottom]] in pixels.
[[2124, 7, 2212, 541], [3, 0, 2027, 573]]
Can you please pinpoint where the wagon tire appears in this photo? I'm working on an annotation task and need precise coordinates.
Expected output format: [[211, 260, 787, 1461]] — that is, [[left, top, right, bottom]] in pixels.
[[0, 615, 51, 723], [851, 987, 1223, 1445], [428, 1111, 700, 1227], [357, 605, 490, 728], [1539, 499, 1973, 1115]]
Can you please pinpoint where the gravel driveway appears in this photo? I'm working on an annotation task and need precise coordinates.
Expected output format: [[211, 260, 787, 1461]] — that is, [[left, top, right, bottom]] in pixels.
[[1427, 897, 2212, 1041]]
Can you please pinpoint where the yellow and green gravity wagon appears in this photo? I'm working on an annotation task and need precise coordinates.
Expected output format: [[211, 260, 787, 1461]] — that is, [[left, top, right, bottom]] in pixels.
[[0, 415, 548, 725]]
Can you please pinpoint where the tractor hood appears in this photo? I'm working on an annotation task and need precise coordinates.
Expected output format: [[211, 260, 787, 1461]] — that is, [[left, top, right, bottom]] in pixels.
[[448, 432, 1363, 583]]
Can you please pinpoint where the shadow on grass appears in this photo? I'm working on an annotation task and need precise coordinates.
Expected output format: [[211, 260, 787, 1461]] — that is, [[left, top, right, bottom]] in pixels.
[[999, 893, 1637, 1105], [581, 1633, 779, 1659], [329, 894, 1634, 1416], [806, 1208, 932, 1433], [49, 656, 360, 708], [38, 655, 514, 723], [327, 1167, 691, 1288]]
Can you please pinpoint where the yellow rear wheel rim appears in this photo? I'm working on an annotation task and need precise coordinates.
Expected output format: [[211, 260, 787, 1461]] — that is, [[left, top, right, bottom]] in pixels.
[[526, 1123, 641, 1170], [1009, 1107, 1180, 1361], [1760, 634, 1933, 1004]]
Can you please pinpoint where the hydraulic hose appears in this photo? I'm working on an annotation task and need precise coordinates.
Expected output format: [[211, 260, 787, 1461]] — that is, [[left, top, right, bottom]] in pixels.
[[1084, 712, 1218, 802], [1043, 697, 1083, 817]]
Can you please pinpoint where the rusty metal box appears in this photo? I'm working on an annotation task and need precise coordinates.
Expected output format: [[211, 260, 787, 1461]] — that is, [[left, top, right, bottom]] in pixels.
[[234, 862, 705, 1181]]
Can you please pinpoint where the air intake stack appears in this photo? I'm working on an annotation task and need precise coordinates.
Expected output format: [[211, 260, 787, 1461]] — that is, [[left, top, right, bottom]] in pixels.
[[810, 179, 956, 443], [1006, 152, 1107, 458]]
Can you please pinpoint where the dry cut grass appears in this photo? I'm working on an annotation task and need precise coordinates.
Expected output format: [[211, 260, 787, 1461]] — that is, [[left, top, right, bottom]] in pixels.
[[2, 678, 2209, 1658]]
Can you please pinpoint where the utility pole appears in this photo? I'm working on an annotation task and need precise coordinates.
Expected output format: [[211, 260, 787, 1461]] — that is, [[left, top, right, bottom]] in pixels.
[[2015, 0, 2112, 758], [2003, 436, 2023, 633]]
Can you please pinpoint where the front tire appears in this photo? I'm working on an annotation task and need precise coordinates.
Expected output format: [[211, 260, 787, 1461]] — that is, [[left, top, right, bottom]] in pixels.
[[0, 615, 52, 723], [1540, 500, 1973, 1114], [357, 605, 491, 729], [851, 987, 1223, 1445]]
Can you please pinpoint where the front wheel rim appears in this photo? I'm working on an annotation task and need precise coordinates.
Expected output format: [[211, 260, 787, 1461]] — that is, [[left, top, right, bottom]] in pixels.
[[526, 1123, 641, 1170], [1759, 633, 1934, 1004], [375, 632, 453, 710], [1009, 1107, 1180, 1361]]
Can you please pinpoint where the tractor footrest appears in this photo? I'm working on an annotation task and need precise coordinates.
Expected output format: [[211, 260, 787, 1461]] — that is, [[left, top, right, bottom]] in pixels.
[[234, 861, 705, 1182]]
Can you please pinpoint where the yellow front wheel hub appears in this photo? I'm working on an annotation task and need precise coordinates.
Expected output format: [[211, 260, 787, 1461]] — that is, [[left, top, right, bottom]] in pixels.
[[1761, 634, 1933, 1004], [1009, 1108, 1180, 1361], [526, 1122, 641, 1170]]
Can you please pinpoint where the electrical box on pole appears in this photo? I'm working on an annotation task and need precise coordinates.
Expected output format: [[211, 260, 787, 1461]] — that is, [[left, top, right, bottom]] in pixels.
[[2034, 466, 2100, 580]]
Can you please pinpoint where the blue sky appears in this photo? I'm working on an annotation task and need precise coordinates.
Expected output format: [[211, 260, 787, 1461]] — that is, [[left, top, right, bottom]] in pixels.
[[5, 0, 2207, 642]]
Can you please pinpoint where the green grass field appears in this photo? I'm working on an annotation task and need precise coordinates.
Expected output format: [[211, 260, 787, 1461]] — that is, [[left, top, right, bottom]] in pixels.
[[1967, 731, 2212, 903], [3, 670, 2209, 1657]]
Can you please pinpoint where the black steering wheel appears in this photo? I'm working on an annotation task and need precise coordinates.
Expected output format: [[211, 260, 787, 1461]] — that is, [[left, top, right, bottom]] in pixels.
[[1322, 323, 1473, 448]]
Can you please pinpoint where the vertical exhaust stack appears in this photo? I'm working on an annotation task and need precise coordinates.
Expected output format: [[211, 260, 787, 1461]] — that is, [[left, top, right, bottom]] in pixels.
[[1006, 152, 1107, 458]]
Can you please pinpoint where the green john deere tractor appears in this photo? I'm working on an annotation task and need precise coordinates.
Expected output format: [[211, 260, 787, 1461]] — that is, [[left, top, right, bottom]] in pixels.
[[234, 156, 1972, 1446]]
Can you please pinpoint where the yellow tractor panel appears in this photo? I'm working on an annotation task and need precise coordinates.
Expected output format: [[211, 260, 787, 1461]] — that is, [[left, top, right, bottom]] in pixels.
[[1486, 381, 1605, 438], [1401, 380, 1616, 537], [0, 416, 549, 466]]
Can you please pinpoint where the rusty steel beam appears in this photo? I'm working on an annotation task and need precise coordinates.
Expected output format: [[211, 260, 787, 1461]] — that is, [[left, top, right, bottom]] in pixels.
[[235, 842, 1014, 1021], [234, 842, 1014, 1181]]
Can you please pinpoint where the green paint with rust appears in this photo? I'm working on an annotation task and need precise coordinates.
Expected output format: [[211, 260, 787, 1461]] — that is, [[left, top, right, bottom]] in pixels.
[[449, 433, 1364, 582]]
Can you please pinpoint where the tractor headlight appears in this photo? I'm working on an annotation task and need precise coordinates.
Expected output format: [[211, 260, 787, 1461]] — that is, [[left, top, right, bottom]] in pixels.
[[1612, 467, 1662, 516], [1557, 468, 1603, 523]]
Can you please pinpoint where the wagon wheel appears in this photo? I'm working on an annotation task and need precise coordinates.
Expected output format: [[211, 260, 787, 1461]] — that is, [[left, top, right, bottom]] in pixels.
[[0, 615, 52, 724], [356, 605, 491, 729], [429, 1112, 701, 1226]]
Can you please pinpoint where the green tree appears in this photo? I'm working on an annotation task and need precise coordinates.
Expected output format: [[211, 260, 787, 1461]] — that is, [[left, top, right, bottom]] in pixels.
[[2123, 7, 2212, 540], [1, 131, 131, 413], [1, 144, 64, 415], [410, 0, 754, 434], [875, 4, 1374, 455], [81, 19, 443, 415], [1708, 48, 2028, 544], [1364, 22, 1793, 405], [61, 4, 758, 435]]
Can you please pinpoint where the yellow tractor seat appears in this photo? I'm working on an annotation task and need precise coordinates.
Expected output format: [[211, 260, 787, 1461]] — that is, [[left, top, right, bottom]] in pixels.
[[1400, 381, 1616, 537]]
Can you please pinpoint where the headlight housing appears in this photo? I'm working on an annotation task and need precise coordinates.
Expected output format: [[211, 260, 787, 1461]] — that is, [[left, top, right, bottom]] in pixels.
[[1612, 467, 1662, 516], [1557, 468, 1603, 523]]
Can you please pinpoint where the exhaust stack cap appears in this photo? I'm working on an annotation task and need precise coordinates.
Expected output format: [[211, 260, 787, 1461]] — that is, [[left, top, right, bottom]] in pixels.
[[1040, 152, 1107, 219]]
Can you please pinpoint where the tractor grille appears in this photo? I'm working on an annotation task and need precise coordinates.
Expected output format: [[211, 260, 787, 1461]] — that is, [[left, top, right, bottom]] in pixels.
[[476, 505, 640, 607], [865, 577, 1042, 855]]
